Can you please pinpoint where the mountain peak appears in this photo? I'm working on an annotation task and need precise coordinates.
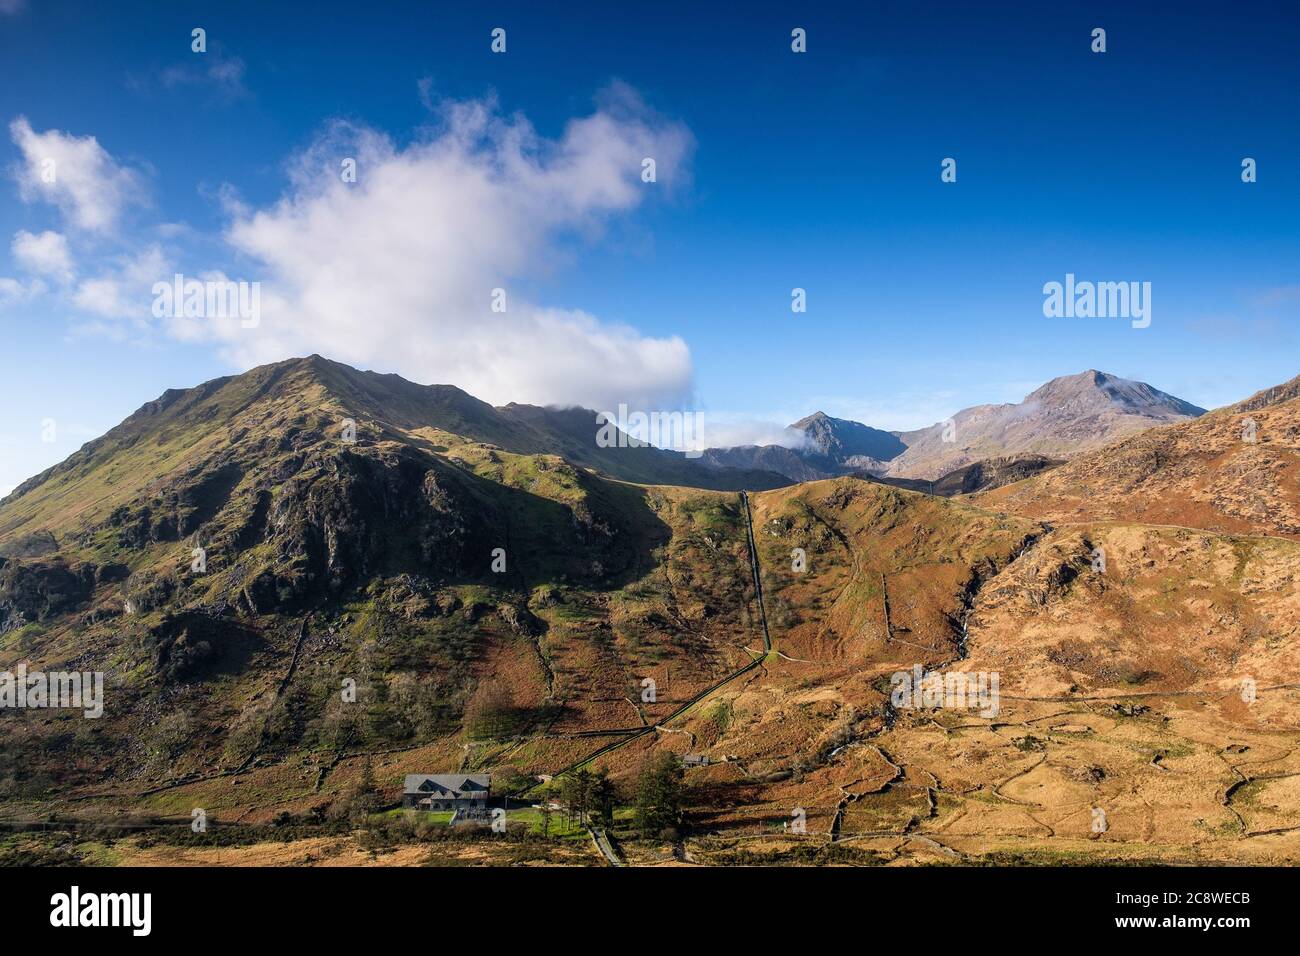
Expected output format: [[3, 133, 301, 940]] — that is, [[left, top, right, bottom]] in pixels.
[[1032, 368, 1114, 392], [1024, 369, 1206, 418], [787, 411, 906, 462], [790, 410, 833, 427]]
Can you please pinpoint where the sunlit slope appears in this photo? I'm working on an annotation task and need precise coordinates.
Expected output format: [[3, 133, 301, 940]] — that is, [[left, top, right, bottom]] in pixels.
[[974, 375, 1300, 539]]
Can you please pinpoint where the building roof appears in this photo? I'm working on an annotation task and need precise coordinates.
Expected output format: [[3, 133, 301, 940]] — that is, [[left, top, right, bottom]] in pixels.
[[403, 774, 491, 798]]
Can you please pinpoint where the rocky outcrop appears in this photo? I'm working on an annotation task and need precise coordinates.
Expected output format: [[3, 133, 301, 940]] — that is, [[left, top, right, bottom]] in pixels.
[[266, 447, 486, 600], [0, 557, 97, 632]]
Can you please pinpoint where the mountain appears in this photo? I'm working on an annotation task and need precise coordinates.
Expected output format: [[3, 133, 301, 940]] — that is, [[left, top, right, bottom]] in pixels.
[[3, 357, 1298, 868], [697, 443, 828, 483], [699, 370, 1202, 492], [788, 411, 907, 464], [975, 373, 1300, 538], [698, 411, 905, 481], [1, 356, 785, 523], [882, 370, 1206, 480]]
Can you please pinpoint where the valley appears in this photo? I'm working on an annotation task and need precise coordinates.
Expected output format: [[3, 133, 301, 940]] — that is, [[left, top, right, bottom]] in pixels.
[[1, 357, 1297, 867]]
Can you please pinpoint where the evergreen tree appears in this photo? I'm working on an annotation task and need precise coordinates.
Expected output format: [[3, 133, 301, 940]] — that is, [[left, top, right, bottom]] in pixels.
[[633, 752, 686, 838], [591, 767, 619, 829], [562, 767, 594, 825]]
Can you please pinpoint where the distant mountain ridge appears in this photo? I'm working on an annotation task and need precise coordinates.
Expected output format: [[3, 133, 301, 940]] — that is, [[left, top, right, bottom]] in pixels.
[[881, 370, 1206, 480], [699, 411, 905, 481], [2, 355, 788, 514], [1, 362, 1210, 528], [700, 369, 1206, 486]]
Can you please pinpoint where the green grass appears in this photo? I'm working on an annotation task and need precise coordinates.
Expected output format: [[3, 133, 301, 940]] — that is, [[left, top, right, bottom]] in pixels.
[[0, 621, 46, 652], [505, 807, 588, 838]]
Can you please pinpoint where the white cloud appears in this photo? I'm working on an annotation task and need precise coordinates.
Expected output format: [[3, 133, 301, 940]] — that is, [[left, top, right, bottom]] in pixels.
[[686, 417, 810, 452], [12, 229, 74, 283], [9, 116, 145, 232], [416, 76, 437, 112], [194, 88, 695, 411], [0, 275, 45, 308], [71, 244, 169, 320], [151, 54, 248, 102], [0, 0, 24, 14]]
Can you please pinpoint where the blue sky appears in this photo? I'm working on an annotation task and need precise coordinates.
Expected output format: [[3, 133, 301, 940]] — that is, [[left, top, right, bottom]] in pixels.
[[2, 0, 1299, 493]]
